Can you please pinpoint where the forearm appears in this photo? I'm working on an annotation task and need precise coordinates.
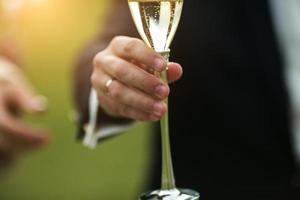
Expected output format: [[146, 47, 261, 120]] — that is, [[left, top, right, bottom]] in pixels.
[[0, 37, 21, 66], [73, 0, 138, 139]]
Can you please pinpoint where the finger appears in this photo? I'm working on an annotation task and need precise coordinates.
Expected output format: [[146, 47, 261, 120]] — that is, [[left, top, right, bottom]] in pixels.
[[119, 104, 162, 122], [7, 73, 48, 113], [98, 93, 162, 122], [9, 67, 36, 95], [15, 92, 48, 114], [93, 74, 167, 117], [109, 36, 167, 71], [97, 78, 167, 117], [167, 62, 183, 83], [0, 133, 24, 154], [130, 59, 155, 74], [0, 97, 48, 146], [91, 69, 113, 94], [1, 131, 46, 153], [97, 55, 169, 99], [129, 60, 183, 83]]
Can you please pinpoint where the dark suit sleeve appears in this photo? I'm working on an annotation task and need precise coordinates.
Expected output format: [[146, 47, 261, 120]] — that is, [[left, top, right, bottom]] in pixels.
[[72, 0, 139, 140]]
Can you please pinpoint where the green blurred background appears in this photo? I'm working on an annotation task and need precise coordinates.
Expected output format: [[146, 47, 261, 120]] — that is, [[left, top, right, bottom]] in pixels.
[[0, 0, 154, 199]]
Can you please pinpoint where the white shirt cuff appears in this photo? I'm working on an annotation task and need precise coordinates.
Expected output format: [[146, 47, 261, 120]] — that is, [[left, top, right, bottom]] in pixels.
[[82, 88, 135, 149]]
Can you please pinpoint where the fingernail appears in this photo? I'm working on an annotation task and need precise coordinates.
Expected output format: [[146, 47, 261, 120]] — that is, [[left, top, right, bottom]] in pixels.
[[153, 58, 166, 71], [153, 102, 164, 114], [31, 95, 48, 111], [155, 85, 168, 98]]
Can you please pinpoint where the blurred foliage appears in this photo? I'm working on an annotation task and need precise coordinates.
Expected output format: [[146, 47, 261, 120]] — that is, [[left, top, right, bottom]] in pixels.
[[0, 0, 154, 199]]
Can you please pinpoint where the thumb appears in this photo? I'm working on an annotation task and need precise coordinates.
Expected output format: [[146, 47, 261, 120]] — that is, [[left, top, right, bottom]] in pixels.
[[167, 62, 183, 84]]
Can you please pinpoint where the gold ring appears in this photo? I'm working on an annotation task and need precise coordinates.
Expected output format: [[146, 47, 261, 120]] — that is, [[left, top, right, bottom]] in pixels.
[[105, 78, 113, 92]]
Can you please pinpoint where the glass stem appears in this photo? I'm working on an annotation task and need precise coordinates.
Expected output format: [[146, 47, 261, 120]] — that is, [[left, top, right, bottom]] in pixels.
[[158, 50, 176, 190]]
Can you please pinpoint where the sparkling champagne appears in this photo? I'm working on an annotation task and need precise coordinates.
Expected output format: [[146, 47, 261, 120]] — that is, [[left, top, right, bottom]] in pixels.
[[128, 0, 183, 52]]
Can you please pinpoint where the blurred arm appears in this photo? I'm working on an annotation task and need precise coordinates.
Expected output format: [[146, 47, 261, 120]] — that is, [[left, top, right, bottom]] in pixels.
[[0, 42, 20, 169], [0, 41, 49, 171], [73, 0, 139, 142], [0, 38, 21, 65]]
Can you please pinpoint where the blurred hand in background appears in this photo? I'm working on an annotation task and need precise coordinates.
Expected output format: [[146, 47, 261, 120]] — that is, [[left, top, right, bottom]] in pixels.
[[0, 55, 49, 170]]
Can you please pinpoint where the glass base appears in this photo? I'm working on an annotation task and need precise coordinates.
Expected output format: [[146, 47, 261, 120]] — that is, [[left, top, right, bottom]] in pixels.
[[139, 188, 200, 200]]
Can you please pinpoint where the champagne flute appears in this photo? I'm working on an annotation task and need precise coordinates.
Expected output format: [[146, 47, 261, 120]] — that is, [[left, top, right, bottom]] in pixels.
[[128, 0, 200, 199]]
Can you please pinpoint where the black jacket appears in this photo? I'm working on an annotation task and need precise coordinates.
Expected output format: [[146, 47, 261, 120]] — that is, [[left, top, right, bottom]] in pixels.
[[150, 0, 300, 199]]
